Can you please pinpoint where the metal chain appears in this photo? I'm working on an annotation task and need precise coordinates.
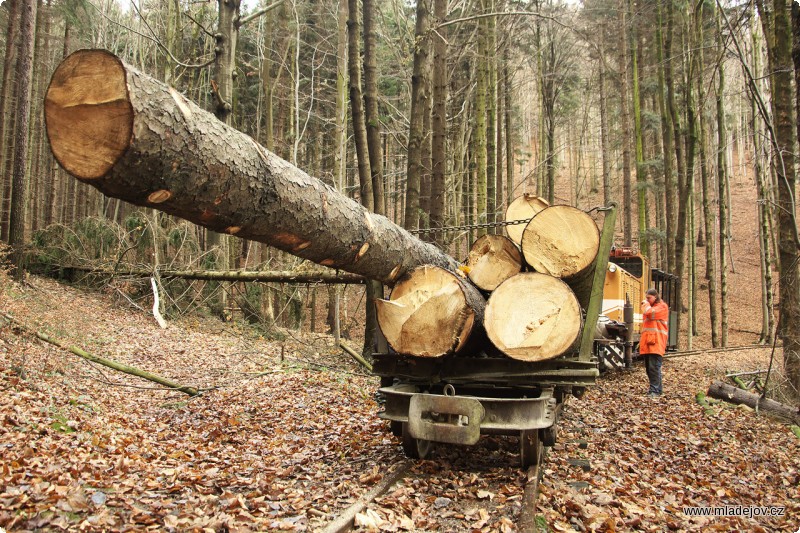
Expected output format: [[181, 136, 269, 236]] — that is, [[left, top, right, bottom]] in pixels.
[[409, 217, 533, 235], [408, 205, 614, 235]]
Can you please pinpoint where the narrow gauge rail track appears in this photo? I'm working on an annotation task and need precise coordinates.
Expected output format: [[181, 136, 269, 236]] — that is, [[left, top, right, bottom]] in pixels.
[[663, 343, 776, 359]]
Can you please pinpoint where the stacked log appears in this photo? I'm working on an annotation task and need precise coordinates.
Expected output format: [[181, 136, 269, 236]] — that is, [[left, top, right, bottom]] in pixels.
[[375, 265, 485, 358], [465, 234, 522, 291], [374, 203, 602, 360], [45, 50, 605, 364]]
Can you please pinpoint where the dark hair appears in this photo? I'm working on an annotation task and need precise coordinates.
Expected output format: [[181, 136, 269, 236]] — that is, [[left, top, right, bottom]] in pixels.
[[646, 288, 661, 303]]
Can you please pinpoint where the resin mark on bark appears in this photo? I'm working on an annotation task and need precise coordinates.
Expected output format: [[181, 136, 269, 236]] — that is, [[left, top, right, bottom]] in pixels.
[[225, 226, 241, 235], [355, 242, 370, 262]]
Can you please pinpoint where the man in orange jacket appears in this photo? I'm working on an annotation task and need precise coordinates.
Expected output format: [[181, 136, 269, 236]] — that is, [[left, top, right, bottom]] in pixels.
[[640, 288, 669, 397]]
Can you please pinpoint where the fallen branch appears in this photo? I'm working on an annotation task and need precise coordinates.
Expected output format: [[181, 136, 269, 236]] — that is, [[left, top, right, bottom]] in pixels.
[[321, 461, 409, 533], [60, 265, 366, 284], [340, 341, 373, 372], [707, 380, 799, 424], [0, 311, 200, 396]]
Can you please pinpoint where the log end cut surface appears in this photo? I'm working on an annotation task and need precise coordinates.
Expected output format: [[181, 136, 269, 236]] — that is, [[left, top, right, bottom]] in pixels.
[[505, 194, 550, 245], [485, 273, 581, 362], [466, 234, 522, 291], [521, 205, 599, 278], [45, 50, 133, 180], [376, 265, 475, 357]]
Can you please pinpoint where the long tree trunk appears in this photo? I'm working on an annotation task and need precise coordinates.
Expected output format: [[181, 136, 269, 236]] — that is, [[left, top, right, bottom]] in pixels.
[[347, 0, 374, 211], [362, 0, 385, 216], [629, 0, 647, 257], [8, 0, 37, 277], [617, 0, 633, 246], [475, 0, 488, 233], [598, 49, 612, 208], [715, 6, 729, 347], [430, 0, 448, 243], [0, 0, 19, 242], [694, 8, 719, 347], [404, 0, 432, 231], [768, 0, 800, 397], [656, 2, 675, 272], [44, 50, 459, 283], [485, 0, 497, 231]]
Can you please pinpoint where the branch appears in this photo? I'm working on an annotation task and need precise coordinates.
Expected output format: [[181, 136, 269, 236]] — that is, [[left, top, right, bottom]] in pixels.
[[238, 0, 286, 28], [127, 0, 216, 69], [0, 311, 200, 396], [182, 10, 215, 39], [437, 10, 574, 33]]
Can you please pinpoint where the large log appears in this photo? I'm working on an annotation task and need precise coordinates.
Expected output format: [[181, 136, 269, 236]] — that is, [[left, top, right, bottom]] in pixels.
[[484, 273, 582, 362], [504, 194, 549, 246], [375, 265, 485, 358], [707, 380, 800, 424], [520, 205, 600, 279], [44, 49, 458, 284], [465, 234, 522, 292]]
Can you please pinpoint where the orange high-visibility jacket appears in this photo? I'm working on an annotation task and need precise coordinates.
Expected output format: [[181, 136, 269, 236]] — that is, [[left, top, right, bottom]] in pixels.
[[640, 300, 669, 355]]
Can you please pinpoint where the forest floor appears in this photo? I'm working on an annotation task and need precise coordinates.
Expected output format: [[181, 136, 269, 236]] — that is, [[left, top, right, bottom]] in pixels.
[[1, 177, 799, 532]]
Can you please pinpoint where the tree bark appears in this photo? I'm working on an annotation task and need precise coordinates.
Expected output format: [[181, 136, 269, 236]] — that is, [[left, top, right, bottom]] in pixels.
[[769, 0, 800, 397], [617, 0, 632, 247], [0, 0, 19, 242], [44, 50, 459, 284], [405, 0, 432, 231], [362, 0, 385, 216], [430, 0, 448, 244], [707, 380, 799, 424], [347, 0, 374, 211], [8, 0, 37, 277], [716, 6, 729, 347]]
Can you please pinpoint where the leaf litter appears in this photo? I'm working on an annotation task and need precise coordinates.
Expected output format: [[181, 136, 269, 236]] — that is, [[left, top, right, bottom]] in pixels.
[[0, 274, 798, 532]]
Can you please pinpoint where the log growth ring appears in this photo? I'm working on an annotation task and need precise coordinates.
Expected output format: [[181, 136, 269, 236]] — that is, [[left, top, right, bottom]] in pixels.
[[521, 205, 600, 278], [485, 272, 581, 362], [44, 49, 133, 180], [376, 265, 475, 357]]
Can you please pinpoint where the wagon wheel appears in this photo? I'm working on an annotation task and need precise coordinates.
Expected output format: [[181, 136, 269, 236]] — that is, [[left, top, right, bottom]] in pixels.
[[401, 423, 433, 459], [520, 429, 543, 469]]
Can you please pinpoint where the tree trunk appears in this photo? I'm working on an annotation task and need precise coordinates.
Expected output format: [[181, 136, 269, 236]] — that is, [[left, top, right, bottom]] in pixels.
[[362, 0, 385, 216], [475, 0, 488, 233], [0, 0, 19, 242], [769, 0, 800, 398], [598, 46, 612, 209], [629, 0, 647, 258], [375, 265, 485, 358], [655, 2, 674, 272], [347, 0, 373, 211], [715, 6, 729, 347], [485, 272, 582, 362], [466, 234, 522, 292], [430, 0, 448, 244], [707, 380, 799, 424], [617, 0, 633, 247], [405, 0, 432, 231], [8, 0, 37, 277], [44, 50, 459, 284], [666, 0, 687, 348]]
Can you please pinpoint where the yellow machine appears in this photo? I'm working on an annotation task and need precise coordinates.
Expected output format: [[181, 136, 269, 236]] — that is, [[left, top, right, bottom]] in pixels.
[[595, 247, 677, 369]]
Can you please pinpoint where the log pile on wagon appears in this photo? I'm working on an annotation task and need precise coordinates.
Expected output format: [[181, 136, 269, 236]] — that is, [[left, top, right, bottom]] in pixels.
[[45, 49, 605, 365]]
